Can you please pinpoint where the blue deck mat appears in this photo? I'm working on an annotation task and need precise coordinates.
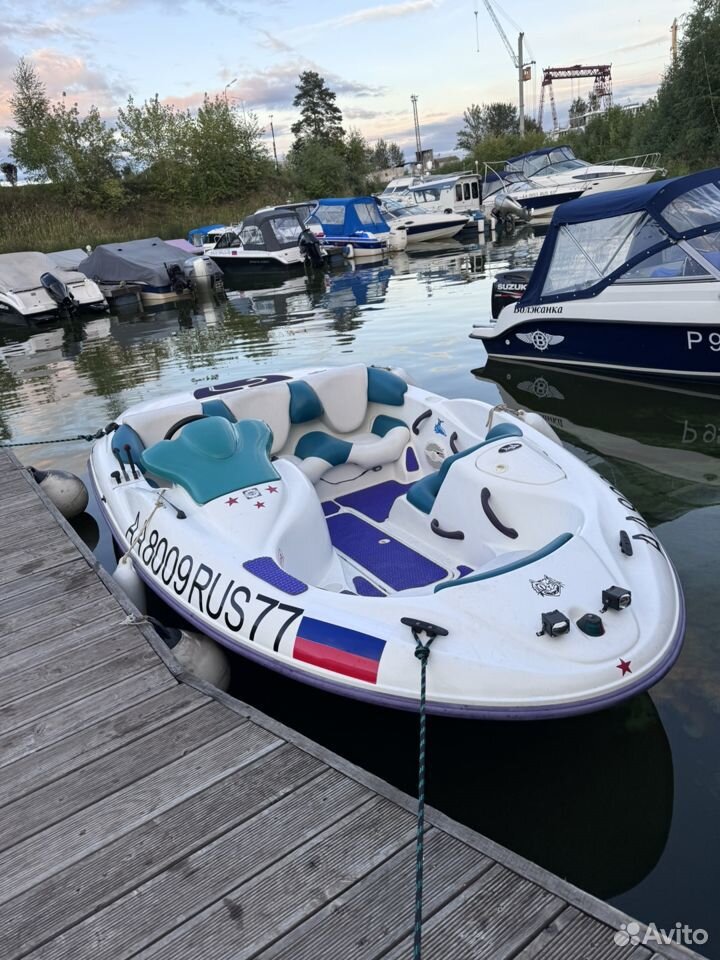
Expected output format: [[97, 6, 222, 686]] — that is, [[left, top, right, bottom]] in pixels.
[[353, 575, 386, 597], [327, 512, 446, 591], [336, 480, 412, 523], [243, 557, 307, 595]]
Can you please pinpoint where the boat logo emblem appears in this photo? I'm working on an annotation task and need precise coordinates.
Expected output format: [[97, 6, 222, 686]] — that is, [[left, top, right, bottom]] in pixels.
[[518, 377, 565, 400], [243, 487, 261, 499], [530, 574, 564, 597], [499, 442, 522, 453], [517, 330, 565, 352], [434, 418, 447, 436]]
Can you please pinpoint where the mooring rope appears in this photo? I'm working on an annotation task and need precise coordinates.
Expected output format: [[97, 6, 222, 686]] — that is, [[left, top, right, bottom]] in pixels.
[[120, 496, 165, 562], [400, 616, 447, 960], [413, 631, 434, 960], [0, 432, 100, 447]]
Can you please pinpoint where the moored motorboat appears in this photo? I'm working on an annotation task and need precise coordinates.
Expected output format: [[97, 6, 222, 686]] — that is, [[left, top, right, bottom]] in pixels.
[[90, 363, 684, 719], [471, 168, 720, 380], [308, 196, 405, 258], [0, 252, 107, 322], [206, 209, 326, 275], [77, 238, 224, 306], [378, 197, 471, 242]]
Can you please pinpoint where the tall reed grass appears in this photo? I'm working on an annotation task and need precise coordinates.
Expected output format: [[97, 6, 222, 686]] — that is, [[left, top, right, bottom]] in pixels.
[[0, 185, 285, 254]]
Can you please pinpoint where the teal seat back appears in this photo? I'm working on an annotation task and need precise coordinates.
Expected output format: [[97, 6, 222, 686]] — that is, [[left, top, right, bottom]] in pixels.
[[141, 417, 279, 505], [407, 423, 524, 515]]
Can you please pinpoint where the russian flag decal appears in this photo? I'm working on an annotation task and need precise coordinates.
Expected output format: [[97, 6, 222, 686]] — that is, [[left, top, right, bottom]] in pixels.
[[293, 617, 386, 684]]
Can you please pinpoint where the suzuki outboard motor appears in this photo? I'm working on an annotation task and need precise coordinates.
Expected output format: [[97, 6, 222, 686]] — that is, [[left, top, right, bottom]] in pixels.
[[491, 269, 532, 319], [299, 228, 326, 270], [40, 272, 77, 315]]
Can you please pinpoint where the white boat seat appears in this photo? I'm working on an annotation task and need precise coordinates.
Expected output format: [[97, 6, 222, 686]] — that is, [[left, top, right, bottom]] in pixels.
[[293, 415, 410, 483]]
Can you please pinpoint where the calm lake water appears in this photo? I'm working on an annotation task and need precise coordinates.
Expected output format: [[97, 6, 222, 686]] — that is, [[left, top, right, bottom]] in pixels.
[[2, 226, 718, 954]]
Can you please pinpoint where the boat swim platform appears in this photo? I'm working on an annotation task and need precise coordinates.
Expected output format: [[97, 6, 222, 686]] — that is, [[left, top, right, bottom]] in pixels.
[[0, 447, 705, 960]]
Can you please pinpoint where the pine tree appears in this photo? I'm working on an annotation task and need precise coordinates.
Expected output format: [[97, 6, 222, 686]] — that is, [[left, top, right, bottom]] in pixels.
[[290, 71, 345, 149]]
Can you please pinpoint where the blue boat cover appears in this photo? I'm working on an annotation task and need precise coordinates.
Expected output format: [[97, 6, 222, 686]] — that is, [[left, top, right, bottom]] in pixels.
[[311, 197, 390, 237], [187, 224, 225, 241], [521, 167, 720, 306]]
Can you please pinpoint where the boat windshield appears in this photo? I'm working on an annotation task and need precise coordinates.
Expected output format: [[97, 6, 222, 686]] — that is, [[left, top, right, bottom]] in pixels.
[[540, 212, 668, 297], [511, 147, 589, 178], [269, 216, 303, 247]]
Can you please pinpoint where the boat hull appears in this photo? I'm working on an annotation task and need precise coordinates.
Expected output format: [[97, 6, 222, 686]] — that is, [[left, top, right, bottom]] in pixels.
[[473, 316, 720, 380]]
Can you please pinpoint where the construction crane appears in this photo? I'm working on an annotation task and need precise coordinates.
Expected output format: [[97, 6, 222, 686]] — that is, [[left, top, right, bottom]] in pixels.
[[477, 1, 532, 134]]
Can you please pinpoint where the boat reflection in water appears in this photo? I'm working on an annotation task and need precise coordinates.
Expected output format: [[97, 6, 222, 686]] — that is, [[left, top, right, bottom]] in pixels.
[[479, 359, 720, 524]]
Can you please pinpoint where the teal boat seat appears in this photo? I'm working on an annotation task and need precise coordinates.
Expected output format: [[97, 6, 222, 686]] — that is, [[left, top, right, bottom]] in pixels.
[[295, 431, 353, 466], [434, 532, 573, 591], [141, 417, 279, 504], [366, 367, 408, 406], [407, 422, 523, 515]]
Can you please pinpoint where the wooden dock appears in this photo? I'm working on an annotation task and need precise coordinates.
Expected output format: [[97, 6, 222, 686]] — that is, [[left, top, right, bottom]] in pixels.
[[0, 447, 704, 960]]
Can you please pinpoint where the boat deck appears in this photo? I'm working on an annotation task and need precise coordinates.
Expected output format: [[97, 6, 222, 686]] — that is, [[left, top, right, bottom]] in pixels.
[[0, 447, 704, 960]]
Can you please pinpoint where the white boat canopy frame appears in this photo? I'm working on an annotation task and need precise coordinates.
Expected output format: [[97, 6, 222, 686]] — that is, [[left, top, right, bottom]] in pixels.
[[520, 168, 720, 306]]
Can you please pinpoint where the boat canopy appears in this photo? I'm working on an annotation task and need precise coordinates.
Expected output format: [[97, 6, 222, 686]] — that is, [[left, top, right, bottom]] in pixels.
[[520, 168, 720, 306], [311, 197, 390, 237], [238, 210, 306, 251], [77, 238, 201, 287], [0, 252, 82, 293], [47, 248, 87, 271], [187, 224, 225, 242], [508, 146, 588, 178]]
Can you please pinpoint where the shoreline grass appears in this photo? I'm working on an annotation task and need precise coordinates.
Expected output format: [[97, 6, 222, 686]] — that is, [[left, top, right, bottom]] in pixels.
[[0, 185, 289, 255]]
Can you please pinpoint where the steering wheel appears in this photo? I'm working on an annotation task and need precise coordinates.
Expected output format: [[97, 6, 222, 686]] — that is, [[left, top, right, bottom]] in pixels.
[[164, 414, 207, 440]]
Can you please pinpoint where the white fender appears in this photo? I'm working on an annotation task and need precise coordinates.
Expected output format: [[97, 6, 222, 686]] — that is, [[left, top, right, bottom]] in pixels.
[[32, 468, 88, 518], [516, 409, 562, 445], [172, 630, 231, 690], [113, 555, 147, 613]]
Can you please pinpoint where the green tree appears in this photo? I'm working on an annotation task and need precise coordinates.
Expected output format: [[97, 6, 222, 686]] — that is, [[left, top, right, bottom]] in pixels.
[[1, 162, 17, 186], [388, 142, 405, 166], [569, 97, 589, 129], [372, 138, 390, 169], [117, 94, 193, 200], [188, 95, 270, 203], [456, 104, 485, 153], [8, 58, 56, 179], [482, 102, 519, 137], [287, 139, 349, 197], [290, 71, 345, 149], [344, 128, 372, 192]]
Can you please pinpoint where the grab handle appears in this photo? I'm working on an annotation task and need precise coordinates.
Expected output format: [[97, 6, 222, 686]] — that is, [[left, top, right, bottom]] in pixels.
[[431, 518, 465, 540], [481, 487, 518, 540], [412, 409, 432, 435], [449, 431, 459, 454]]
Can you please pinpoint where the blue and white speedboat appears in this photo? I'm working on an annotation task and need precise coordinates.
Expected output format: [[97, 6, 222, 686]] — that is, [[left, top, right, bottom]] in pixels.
[[309, 197, 406, 258], [90, 363, 684, 719], [472, 168, 720, 380]]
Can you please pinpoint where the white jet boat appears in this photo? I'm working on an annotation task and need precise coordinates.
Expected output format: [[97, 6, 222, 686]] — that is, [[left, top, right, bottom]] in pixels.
[[90, 364, 684, 718], [0, 252, 107, 322]]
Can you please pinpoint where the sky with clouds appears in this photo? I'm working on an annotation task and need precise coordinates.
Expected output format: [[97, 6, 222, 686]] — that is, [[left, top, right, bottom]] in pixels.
[[0, 0, 687, 164]]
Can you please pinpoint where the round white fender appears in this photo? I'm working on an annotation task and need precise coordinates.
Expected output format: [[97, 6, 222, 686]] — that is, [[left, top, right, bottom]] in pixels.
[[113, 555, 146, 613], [516, 409, 562, 445], [172, 630, 231, 690], [149, 619, 230, 690], [342, 244, 355, 259], [31, 468, 88, 518]]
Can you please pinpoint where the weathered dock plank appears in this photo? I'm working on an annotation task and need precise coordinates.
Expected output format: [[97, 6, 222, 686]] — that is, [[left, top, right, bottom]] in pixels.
[[0, 453, 705, 960]]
